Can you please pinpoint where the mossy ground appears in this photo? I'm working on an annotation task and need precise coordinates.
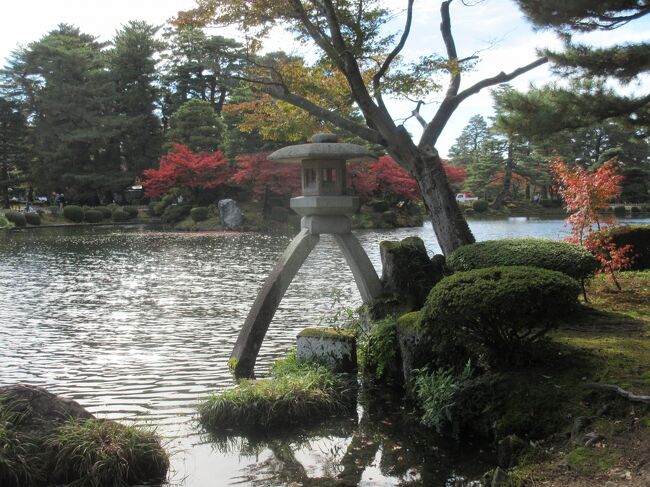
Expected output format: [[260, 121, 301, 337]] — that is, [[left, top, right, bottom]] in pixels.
[[499, 271, 650, 487]]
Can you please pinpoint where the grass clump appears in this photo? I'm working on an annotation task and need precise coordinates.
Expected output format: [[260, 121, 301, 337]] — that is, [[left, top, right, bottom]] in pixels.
[[0, 400, 41, 487], [565, 446, 622, 475], [46, 419, 169, 487], [199, 351, 354, 432]]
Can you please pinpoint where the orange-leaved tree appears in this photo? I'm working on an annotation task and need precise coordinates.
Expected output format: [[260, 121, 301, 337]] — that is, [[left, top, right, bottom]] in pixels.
[[142, 144, 232, 200], [551, 158, 634, 290]]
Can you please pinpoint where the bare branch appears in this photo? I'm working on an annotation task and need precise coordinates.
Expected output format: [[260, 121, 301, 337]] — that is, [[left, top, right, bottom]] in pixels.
[[412, 100, 427, 129], [454, 57, 548, 104], [420, 57, 548, 147], [440, 0, 461, 98], [372, 0, 415, 106], [587, 383, 650, 404]]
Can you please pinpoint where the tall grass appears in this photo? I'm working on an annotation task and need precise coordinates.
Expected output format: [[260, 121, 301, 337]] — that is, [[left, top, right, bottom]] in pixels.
[[47, 419, 169, 487], [0, 399, 42, 487], [0, 394, 168, 487], [199, 351, 355, 432]]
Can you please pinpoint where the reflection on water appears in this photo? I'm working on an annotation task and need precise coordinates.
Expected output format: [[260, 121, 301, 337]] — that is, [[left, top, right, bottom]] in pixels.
[[1, 218, 648, 485]]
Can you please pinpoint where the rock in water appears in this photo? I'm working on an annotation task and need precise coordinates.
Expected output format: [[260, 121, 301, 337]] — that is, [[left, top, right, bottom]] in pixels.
[[218, 199, 244, 228], [0, 384, 94, 427]]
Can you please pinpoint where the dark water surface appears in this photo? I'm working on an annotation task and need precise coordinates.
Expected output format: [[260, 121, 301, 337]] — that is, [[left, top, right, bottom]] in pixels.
[[1, 218, 648, 486]]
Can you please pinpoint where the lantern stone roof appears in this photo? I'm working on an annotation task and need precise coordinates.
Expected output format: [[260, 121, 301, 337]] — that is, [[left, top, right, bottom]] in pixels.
[[268, 133, 376, 163]]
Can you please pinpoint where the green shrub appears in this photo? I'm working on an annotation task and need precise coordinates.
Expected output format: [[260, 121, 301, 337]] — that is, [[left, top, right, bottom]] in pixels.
[[593, 225, 650, 270], [0, 215, 14, 229], [631, 206, 641, 214], [198, 351, 353, 432], [151, 194, 175, 216], [62, 205, 83, 223], [111, 209, 130, 222], [46, 419, 169, 486], [95, 206, 113, 219], [161, 204, 191, 224], [420, 266, 580, 369], [83, 209, 103, 223], [472, 200, 488, 212], [447, 238, 599, 281], [24, 213, 41, 226], [613, 205, 626, 216], [364, 317, 398, 380], [190, 206, 210, 222], [5, 211, 26, 227], [122, 206, 139, 219]]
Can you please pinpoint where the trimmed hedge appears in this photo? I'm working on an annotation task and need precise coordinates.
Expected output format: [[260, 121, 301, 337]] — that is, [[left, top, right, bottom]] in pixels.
[[472, 200, 488, 212], [122, 206, 139, 219], [420, 266, 580, 369], [4, 211, 26, 227], [162, 204, 191, 224], [95, 206, 113, 219], [112, 209, 130, 222], [84, 209, 104, 223], [63, 205, 84, 223], [24, 213, 41, 226], [447, 238, 599, 281], [190, 206, 209, 222], [593, 225, 650, 270]]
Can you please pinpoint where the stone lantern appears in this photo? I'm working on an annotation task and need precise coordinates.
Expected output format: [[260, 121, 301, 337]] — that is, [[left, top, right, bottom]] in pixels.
[[231, 134, 383, 378]]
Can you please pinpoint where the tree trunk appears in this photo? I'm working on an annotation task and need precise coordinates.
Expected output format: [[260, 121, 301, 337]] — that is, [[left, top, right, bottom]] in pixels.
[[399, 148, 475, 255], [1, 160, 9, 209], [491, 137, 514, 210]]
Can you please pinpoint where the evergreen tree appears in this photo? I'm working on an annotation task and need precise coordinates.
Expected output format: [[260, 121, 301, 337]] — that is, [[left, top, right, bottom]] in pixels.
[[165, 99, 224, 153], [509, 1, 650, 131], [2, 24, 119, 200], [160, 26, 243, 121], [0, 98, 28, 208], [448, 115, 490, 167], [108, 21, 164, 179]]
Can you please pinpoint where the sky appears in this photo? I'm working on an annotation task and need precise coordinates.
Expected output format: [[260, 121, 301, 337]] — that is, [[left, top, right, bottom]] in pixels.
[[1, 0, 648, 157]]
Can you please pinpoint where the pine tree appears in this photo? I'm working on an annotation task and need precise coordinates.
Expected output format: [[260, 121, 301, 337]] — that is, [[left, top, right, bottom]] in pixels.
[[108, 21, 164, 179], [0, 98, 28, 208]]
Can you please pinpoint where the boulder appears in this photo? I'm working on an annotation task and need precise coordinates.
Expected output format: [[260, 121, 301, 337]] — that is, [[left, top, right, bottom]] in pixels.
[[218, 199, 244, 228], [0, 384, 94, 428]]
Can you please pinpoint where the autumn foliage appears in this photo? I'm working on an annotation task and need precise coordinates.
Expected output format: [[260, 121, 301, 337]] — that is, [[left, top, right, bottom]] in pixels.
[[232, 152, 302, 199], [142, 144, 232, 199], [551, 158, 634, 289]]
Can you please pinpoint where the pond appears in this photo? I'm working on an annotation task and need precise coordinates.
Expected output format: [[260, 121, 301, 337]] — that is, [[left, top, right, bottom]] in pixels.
[[1, 217, 649, 486]]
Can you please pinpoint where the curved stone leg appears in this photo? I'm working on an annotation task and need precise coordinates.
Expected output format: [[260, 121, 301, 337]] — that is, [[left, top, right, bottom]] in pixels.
[[231, 229, 320, 378], [333, 233, 383, 304]]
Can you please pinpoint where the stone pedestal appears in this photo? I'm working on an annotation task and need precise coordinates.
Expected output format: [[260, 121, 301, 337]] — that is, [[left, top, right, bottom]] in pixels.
[[297, 327, 357, 373]]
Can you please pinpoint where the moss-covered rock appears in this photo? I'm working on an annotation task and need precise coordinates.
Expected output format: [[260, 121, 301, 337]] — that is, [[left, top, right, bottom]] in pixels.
[[380, 237, 443, 312]]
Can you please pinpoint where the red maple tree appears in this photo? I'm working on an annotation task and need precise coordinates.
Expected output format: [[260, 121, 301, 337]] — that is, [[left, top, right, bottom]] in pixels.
[[231, 152, 302, 199], [142, 144, 233, 199], [551, 158, 634, 290]]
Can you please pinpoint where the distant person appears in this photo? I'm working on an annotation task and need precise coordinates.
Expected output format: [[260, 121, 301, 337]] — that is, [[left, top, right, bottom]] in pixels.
[[55, 193, 65, 209], [24, 201, 35, 213]]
